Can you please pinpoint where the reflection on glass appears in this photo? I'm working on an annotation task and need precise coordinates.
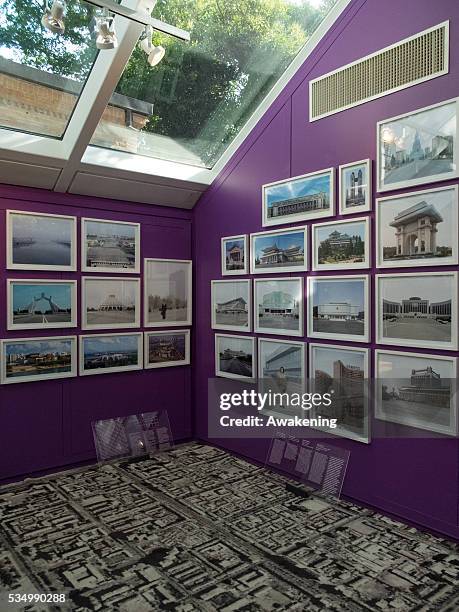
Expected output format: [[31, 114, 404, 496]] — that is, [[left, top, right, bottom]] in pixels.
[[0, 0, 99, 138], [90, 0, 339, 168]]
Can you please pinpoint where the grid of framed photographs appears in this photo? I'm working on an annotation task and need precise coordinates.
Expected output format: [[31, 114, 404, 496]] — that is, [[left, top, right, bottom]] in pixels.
[[213, 97, 459, 441], [2, 212, 192, 383]]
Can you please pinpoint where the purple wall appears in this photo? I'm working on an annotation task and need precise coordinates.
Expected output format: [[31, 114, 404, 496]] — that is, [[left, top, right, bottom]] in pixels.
[[0, 184, 193, 482], [193, 0, 459, 540]]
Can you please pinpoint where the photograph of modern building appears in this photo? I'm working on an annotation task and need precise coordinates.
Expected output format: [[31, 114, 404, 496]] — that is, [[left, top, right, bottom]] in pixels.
[[7, 211, 76, 270], [8, 280, 76, 329], [1, 337, 76, 383], [254, 278, 303, 336], [313, 218, 369, 270], [378, 100, 457, 191], [82, 218, 139, 272], [375, 350, 457, 435], [309, 344, 369, 443], [82, 278, 140, 329], [80, 334, 142, 375], [145, 259, 192, 326], [212, 280, 250, 331], [145, 331, 190, 368], [308, 276, 368, 341], [340, 160, 371, 213], [221, 235, 247, 274], [263, 169, 333, 226], [377, 185, 457, 267], [259, 339, 304, 392], [251, 227, 307, 273], [215, 334, 255, 380], [377, 273, 457, 349]]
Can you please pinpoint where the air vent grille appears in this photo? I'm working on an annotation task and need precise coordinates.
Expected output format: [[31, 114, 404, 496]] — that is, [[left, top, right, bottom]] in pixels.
[[310, 22, 449, 121]]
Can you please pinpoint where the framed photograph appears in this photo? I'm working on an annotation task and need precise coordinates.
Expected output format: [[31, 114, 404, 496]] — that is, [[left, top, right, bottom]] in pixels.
[[144, 258, 192, 327], [144, 330, 190, 369], [376, 185, 458, 268], [79, 332, 143, 376], [6, 210, 76, 271], [250, 226, 308, 274], [211, 280, 251, 332], [221, 235, 248, 275], [254, 277, 303, 337], [7, 279, 77, 331], [81, 217, 140, 273], [82, 277, 140, 330], [377, 98, 459, 192], [262, 167, 334, 227], [376, 272, 458, 350], [312, 217, 370, 271], [258, 338, 306, 395], [309, 343, 370, 444], [0, 336, 77, 384], [307, 275, 369, 343], [215, 334, 256, 380], [375, 349, 458, 436], [339, 159, 371, 214]]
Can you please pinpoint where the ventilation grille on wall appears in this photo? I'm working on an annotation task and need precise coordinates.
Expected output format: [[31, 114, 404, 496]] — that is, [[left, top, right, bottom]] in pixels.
[[309, 21, 449, 122]]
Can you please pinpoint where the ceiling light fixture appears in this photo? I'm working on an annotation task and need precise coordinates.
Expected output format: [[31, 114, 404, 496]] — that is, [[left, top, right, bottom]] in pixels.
[[41, 0, 66, 35], [139, 24, 165, 67], [95, 8, 118, 50]]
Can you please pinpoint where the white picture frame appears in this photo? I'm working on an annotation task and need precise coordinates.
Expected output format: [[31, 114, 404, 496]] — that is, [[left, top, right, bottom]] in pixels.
[[79, 332, 143, 376], [309, 342, 370, 444], [7, 279, 77, 331], [6, 210, 77, 271], [144, 330, 190, 369], [144, 258, 192, 327], [250, 226, 308, 274], [81, 277, 141, 330], [258, 337, 306, 386], [215, 333, 256, 381], [81, 217, 141, 274], [0, 335, 77, 384], [376, 184, 459, 269], [262, 167, 335, 227], [377, 97, 459, 193], [211, 279, 251, 332], [307, 275, 370, 343], [375, 349, 458, 436], [375, 271, 458, 351], [312, 216, 371, 271], [339, 159, 372, 215], [254, 277, 304, 337], [221, 234, 248, 276]]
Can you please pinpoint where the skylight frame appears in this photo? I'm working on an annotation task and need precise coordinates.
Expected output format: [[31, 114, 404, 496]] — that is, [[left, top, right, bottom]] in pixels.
[[0, 0, 353, 190]]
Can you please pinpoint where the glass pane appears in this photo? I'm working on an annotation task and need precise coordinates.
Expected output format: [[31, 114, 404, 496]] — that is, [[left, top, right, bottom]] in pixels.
[[0, 0, 99, 138], [91, 0, 340, 168]]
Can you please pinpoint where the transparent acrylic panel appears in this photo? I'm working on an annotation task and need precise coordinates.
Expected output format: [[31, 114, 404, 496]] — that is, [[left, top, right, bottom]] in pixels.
[[0, 0, 100, 138], [90, 0, 340, 168]]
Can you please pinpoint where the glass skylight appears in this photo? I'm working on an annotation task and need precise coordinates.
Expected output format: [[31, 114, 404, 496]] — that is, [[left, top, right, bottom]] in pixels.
[[0, 0, 99, 138], [90, 0, 340, 168]]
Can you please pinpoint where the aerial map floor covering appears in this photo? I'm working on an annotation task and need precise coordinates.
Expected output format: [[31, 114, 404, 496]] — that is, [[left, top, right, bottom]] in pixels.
[[0, 443, 458, 611]]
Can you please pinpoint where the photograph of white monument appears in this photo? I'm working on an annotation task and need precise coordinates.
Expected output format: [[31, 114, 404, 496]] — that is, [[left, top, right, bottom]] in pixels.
[[254, 278, 303, 336], [375, 349, 458, 436], [376, 185, 458, 268], [376, 272, 458, 350], [211, 280, 251, 332], [82, 277, 140, 329], [377, 99, 458, 192], [307, 275, 369, 342]]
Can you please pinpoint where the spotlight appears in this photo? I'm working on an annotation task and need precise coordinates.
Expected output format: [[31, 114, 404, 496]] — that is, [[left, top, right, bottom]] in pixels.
[[139, 25, 165, 66], [41, 0, 66, 35], [95, 8, 118, 50]]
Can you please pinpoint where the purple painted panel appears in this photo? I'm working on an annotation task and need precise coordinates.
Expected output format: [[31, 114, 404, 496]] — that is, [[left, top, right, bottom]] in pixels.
[[193, 0, 459, 540], [0, 185, 192, 481]]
